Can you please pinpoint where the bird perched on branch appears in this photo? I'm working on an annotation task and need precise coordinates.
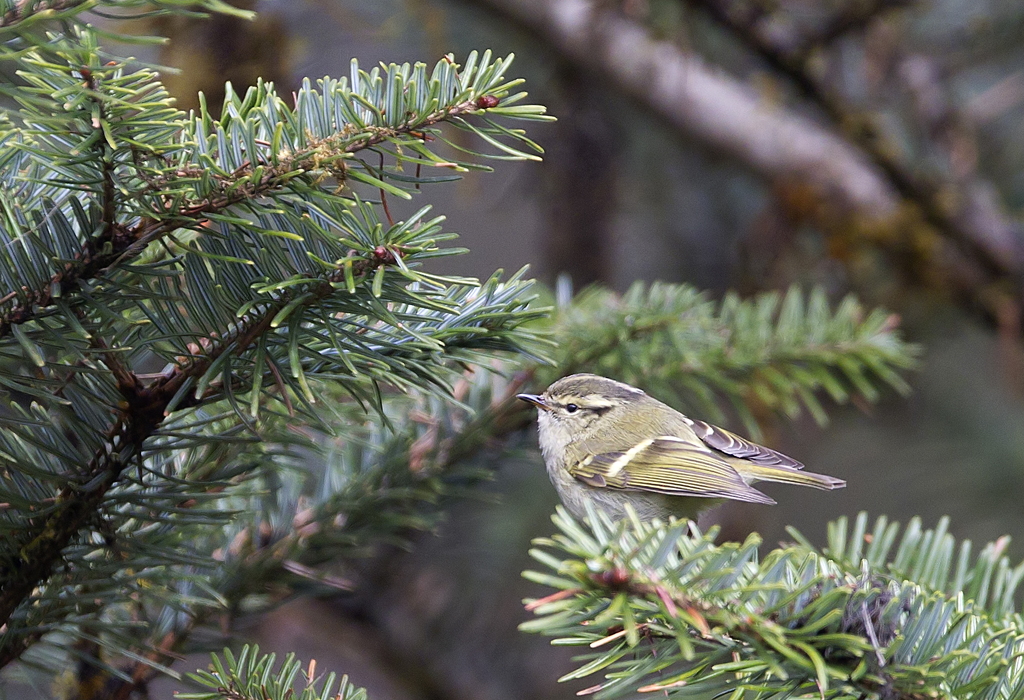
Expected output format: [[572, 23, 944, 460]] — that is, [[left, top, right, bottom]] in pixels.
[[518, 374, 844, 521]]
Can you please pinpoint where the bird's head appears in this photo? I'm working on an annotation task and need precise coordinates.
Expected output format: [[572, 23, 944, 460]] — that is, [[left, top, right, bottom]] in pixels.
[[517, 374, 648, 458]]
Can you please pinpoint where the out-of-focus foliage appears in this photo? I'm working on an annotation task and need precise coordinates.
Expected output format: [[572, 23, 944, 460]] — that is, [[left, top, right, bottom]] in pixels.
[[549, 283, 917, 437], [0, 0, 254, 59]]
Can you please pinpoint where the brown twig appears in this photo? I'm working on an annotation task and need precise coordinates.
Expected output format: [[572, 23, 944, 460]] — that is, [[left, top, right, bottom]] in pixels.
[[379, 150, 394, 226], [801, 0, 914, 52]]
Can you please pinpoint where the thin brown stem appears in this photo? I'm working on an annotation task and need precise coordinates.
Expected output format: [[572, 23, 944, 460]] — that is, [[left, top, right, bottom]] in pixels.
[[800, 0, 914, 53], [379, 150, 394, 225]]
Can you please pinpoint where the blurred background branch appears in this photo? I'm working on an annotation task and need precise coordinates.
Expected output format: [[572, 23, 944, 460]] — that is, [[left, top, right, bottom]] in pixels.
[[460, 0, 1024, 336], [686, 0, 1024, 293], [471, 0, 901, 217]]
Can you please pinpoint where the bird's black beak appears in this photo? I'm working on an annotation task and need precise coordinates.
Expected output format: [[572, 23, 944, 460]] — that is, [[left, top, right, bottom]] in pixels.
[[517, 393, 552, 412]]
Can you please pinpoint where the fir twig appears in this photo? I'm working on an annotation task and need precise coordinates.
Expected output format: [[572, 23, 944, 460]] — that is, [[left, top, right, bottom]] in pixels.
[[522, 508, 1024, 700], [0, 255, 393, 629], [0, 42, 550, 672], [0, 0, 251, 31], [0, 62, 538, 340]]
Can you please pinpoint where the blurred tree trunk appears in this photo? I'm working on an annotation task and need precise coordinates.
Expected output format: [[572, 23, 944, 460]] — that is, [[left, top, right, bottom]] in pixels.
[[153, 0, 293, 114], [540, 69, 619, 286]]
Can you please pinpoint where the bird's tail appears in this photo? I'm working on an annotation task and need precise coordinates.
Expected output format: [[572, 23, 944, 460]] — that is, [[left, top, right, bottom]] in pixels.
[[734, 463, 846, 491]]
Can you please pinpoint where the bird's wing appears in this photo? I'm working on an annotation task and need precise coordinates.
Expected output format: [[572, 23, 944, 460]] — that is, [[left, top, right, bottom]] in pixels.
[[569, 436, 776, 504], [690, 419, 804, 469]]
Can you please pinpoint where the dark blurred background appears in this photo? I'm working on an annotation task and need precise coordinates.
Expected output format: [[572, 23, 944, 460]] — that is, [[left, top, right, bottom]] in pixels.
[[131, 0, 1024, 697]]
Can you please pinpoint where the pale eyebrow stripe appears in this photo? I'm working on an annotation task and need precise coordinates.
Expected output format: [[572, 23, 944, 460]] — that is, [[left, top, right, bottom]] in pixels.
[[550, 395, 618, 409], [579, 395, 617, 408]]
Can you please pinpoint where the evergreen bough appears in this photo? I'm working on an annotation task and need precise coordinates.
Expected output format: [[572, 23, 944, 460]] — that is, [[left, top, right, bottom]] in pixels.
[[0, 0, 552, 685], [521, 509, 1024, 700]]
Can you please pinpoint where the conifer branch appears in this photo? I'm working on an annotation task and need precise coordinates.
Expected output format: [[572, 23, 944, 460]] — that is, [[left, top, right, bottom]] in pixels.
[[522, 508, 1024, 700], [0, 249, 546, 639], [0, 82, 516, 341], [0, 41, 550, 672], [0, 254, 393, 629], [0, 0, 251, 31]]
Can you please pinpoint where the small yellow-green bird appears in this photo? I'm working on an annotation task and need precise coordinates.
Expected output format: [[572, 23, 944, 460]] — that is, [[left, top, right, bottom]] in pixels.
[[517, 374, 844, 521]]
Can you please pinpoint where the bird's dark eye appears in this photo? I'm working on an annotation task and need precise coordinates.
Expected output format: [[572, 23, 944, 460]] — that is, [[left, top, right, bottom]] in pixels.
[[566, 403, 579, 413]]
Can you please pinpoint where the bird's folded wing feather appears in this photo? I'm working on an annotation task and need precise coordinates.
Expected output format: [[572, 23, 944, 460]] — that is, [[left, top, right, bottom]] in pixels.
[[569, 437, 776, 504], [690, 419, 804, 469]]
